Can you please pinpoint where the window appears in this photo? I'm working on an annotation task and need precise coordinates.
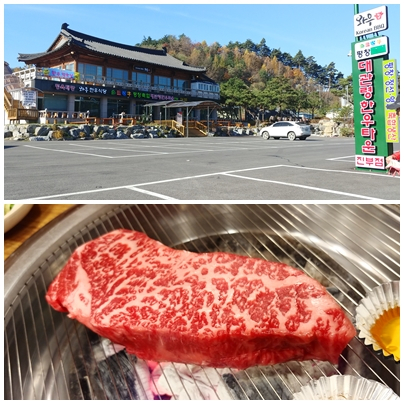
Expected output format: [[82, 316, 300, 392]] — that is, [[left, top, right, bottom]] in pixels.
[[196, 82, 219, 92], [132, 72, 151, 85], [44, 94, 67, 110], [65, 63, 74, 72], [78, 63, 103, 81], [106, 68, 128, 84], [107, 99, 130, 117], [173, 79, 189, 90], [74, 96, 100, 117], [154, 75, 171, 89], [134, 103, 147, 117]]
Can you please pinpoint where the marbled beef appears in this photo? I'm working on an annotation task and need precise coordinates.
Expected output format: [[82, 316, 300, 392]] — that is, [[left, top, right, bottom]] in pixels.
[[46, 229, 356, 369]]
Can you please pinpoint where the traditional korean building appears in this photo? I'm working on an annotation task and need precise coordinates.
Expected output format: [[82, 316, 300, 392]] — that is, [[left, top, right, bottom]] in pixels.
[[9, 23, 220, 123]]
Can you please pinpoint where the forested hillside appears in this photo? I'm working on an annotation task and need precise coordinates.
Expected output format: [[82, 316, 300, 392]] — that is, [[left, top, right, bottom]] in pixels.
[[137, 34, 353, 119]]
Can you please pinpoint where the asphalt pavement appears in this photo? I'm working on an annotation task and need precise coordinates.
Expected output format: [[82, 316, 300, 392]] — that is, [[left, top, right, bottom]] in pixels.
[[4, 136, 400, 201]]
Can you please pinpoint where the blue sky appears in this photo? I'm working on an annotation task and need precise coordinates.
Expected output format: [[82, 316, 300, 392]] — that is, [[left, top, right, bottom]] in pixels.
[[3, 2, 400, 78]]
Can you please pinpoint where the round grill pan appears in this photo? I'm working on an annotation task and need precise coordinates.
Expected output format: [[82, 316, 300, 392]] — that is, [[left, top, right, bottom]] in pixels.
[[4, 204, 400, 399]]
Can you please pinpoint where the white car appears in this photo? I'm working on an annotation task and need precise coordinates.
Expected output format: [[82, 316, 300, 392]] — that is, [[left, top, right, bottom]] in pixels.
[[259, 121, 311, 141]]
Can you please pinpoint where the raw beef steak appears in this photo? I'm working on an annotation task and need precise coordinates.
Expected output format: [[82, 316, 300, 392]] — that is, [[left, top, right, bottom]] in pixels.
[[46, 229, 356, 369]]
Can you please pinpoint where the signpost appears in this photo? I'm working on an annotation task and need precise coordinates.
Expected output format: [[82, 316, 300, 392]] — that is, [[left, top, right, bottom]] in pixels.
[[351, 5, 395, 172]]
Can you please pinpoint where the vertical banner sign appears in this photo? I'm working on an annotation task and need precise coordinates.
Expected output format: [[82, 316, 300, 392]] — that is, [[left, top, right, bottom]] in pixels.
[[352, 57, 385, 170], [176, 111, 183, 127], [382, 59, 399, 143], [352, 41, 393, 171], [352, 48, 393, 171], [352, 5, 393, 171]]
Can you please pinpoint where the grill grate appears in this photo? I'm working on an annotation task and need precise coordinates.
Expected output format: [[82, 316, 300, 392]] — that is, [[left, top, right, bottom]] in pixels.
[[4, 204, 400, 399]]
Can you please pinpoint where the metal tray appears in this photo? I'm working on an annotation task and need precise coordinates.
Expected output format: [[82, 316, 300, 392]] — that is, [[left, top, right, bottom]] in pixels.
[[4, 204, 400, 399]]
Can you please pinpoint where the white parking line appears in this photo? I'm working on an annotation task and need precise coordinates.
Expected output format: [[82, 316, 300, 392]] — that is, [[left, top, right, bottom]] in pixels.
[[75, 142, 216, 153], [67, 142, 267, 157], [31, 165, 284, 199], [23, 145, 114, 158], [327, 155, 355, 161], [281, 165, 394, 178], [68, 143, 169, 155], [330, 159, 355, 163], [222, 173, 379, 200], [30, 164, 389, 200], [23, 140, 355, 161], [126, 186, 178, 200]]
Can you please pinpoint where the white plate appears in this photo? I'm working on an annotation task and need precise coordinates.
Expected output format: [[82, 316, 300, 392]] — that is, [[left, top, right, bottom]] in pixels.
[[4, 204, 34, 233]]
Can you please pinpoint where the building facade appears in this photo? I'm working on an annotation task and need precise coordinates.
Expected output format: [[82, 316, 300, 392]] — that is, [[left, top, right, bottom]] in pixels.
[[13, 23, 219, 123]]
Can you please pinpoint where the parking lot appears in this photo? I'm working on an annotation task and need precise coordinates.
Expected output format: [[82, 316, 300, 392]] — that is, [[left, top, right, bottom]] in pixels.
[[4, 136, 400, 201]]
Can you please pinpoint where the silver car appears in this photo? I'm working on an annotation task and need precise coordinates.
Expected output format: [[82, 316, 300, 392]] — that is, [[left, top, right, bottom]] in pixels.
[[259, 121, 311, 141]]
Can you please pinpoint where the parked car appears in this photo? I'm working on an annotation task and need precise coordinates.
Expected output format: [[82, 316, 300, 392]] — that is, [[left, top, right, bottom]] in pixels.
[[259, 121, 311, 140]]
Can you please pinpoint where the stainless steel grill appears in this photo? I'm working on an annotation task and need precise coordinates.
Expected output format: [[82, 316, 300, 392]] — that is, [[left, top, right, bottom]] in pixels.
[[4, 204, 400, 399]]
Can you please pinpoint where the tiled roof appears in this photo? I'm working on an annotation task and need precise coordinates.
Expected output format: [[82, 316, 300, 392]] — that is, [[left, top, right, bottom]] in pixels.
[[18, 23, 206, 73], [18, 51, 53, 60]]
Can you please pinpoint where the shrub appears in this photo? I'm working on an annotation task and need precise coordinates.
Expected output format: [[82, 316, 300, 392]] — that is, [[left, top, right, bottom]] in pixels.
[[340, 126, 354, 137], [52, 130, 64, 140]]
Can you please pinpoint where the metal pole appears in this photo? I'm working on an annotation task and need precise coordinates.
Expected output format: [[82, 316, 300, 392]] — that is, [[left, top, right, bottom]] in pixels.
[[186, 107, 189, 138], [354, 4, 360, 42], [207, 106, 209, 135]]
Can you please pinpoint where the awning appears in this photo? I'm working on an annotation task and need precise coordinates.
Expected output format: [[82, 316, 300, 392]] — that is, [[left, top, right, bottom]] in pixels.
[[146, 100, 221, 110], [146, 100, 220, 137], [145, 100, 177, 108], [163, 100, 221, 110]]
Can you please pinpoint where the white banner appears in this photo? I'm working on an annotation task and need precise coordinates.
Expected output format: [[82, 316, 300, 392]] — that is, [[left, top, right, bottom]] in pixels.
[[176, 112, 183, 126], [21, 90, 37, 107]]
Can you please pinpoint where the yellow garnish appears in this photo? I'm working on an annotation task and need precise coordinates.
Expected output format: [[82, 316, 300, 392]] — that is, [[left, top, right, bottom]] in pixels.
[[370, 307, 400, 361]]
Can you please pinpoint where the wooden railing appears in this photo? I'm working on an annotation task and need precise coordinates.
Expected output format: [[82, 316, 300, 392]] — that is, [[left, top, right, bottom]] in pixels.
[[195, 121, 207, 133], [158, 119, 213, 136], [5, 86, 39, 122], [158, 120, 184, 136], [4, 90, 13, 109], [7, 108, 39, 122], [4, 88, 19, 110]]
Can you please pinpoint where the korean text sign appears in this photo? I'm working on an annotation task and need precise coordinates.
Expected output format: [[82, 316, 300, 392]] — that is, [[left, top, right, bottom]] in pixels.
[[382, 59, 399, 143], [354, 6, 388, 37], [351, 39, 392, 170]]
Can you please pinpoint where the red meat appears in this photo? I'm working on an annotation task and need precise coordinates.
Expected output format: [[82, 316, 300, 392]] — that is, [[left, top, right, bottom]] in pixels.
[[46, 229, 356, 369]]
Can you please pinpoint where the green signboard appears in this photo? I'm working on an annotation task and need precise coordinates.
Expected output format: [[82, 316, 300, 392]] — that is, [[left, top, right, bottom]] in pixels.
[[382, 59, 399, 143], [351, 38, 393, 171]]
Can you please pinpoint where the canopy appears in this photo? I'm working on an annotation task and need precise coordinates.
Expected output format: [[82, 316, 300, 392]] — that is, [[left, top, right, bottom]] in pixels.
[[146, 100, 220, 110], [146, 100, 221, 137]]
